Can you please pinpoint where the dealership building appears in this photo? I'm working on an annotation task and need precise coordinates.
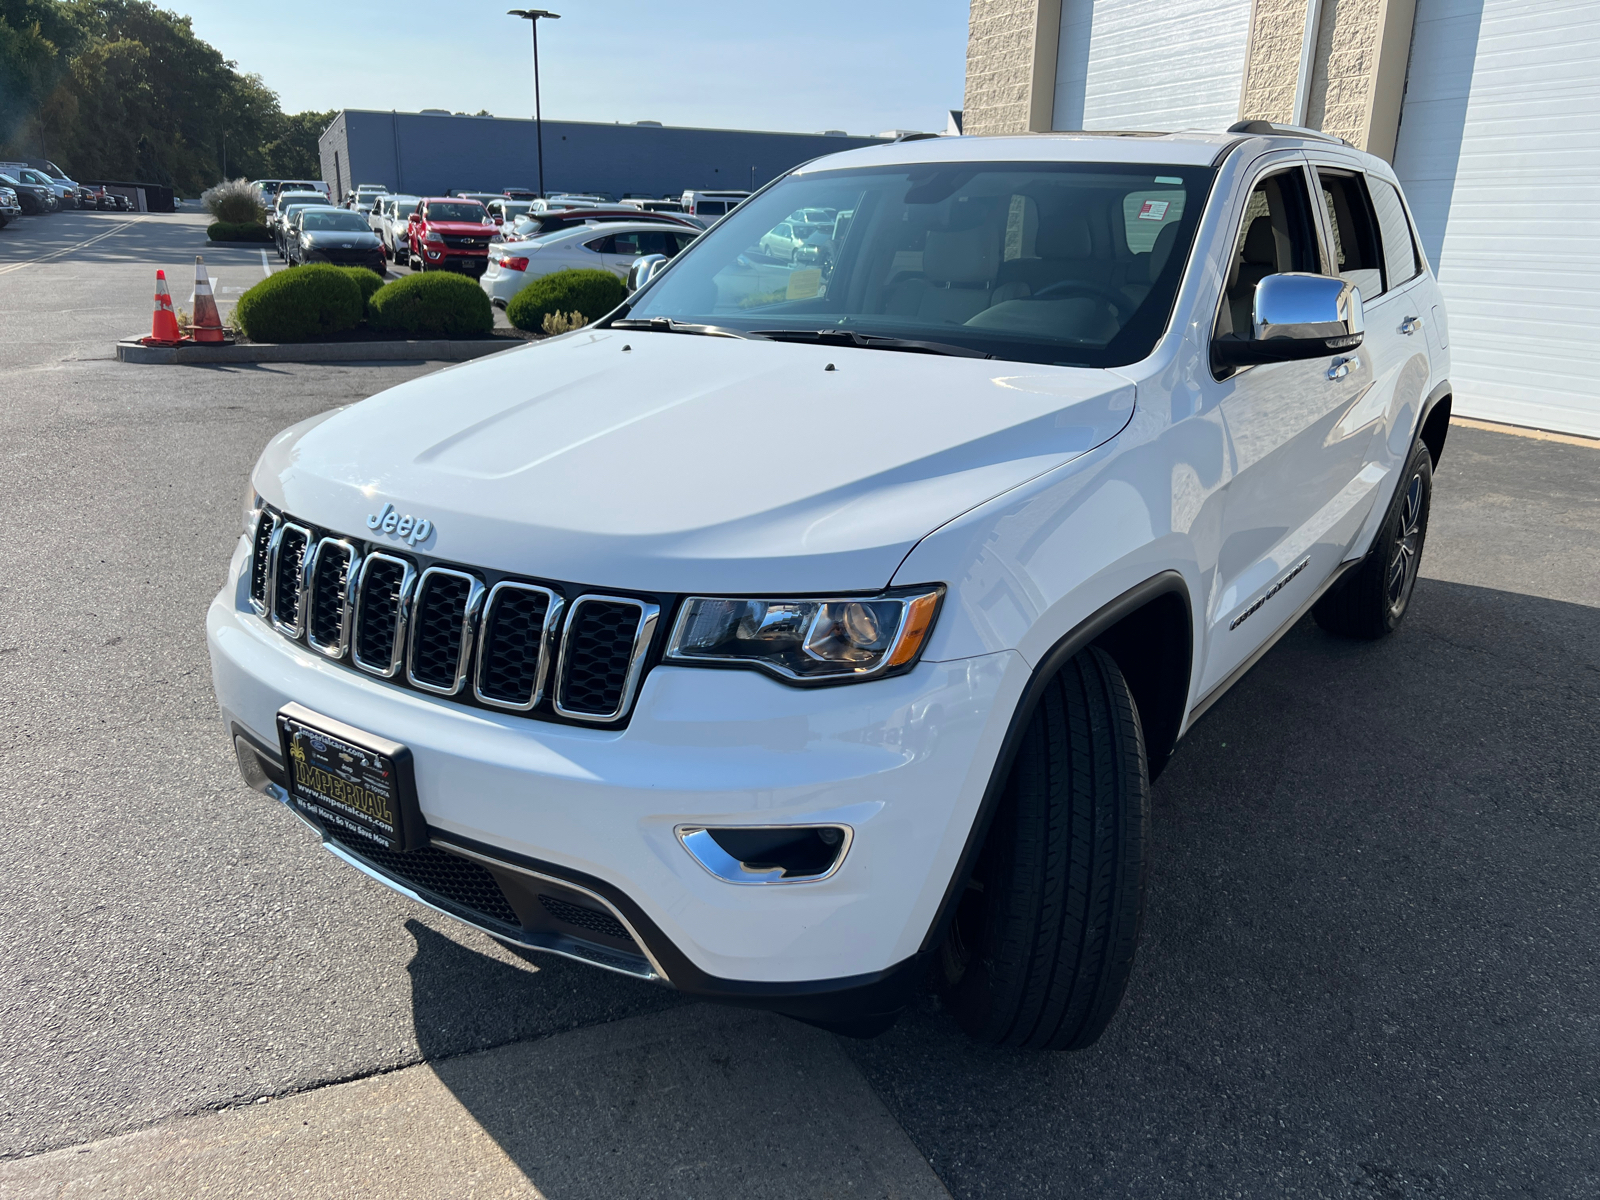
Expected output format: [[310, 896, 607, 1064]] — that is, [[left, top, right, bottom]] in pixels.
[[964, 0, 1600, 437], [316, 110, 889, 209]]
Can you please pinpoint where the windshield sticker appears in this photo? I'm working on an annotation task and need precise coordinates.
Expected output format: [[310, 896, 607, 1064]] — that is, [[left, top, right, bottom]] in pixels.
[[786, 268, 822, 300], [1138, 200, 1170, 221]]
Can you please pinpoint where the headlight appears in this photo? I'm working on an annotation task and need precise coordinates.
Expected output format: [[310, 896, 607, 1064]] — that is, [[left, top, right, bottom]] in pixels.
[[665, 587, 943, 684]]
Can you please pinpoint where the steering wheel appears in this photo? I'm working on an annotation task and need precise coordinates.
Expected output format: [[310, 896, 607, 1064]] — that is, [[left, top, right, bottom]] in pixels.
[[1028, 279, 1138, 321]]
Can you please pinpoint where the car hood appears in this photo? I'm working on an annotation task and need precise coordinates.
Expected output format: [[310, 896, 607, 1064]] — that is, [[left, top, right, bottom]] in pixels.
[[254, 330, 1136, 594], [425, 220, 495, 235], [304, 230, 379, 243]]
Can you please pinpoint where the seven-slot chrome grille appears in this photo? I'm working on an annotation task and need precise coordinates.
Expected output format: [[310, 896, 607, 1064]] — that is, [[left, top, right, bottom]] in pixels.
[[249, 507, 660, 725]]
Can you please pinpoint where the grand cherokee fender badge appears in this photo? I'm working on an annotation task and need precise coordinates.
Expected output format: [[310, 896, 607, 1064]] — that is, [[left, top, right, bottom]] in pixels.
[[1229, 558, 1309, 631], [367, 503, 434, 546]]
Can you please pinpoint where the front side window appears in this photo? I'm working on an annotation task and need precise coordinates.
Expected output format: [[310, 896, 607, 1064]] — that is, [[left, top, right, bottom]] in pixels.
[[629, 162, 1215, 367], [1368, 177, 1421, 291], [1317, 170, 1384, 300], [1215, 168, 1321, 339]]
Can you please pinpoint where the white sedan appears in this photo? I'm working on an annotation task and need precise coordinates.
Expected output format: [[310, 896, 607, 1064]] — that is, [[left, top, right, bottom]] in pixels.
[[480, 221, 700, 307]]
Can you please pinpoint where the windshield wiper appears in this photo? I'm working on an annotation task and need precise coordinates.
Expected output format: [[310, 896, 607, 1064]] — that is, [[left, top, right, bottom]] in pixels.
[[748, 328, 992, 359], [610, 317, 761, 340]]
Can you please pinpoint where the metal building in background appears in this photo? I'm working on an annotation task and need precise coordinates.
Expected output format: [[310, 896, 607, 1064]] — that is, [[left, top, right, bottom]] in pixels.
[[962, 0, 1600, 437], [317, 110, 889, 206]]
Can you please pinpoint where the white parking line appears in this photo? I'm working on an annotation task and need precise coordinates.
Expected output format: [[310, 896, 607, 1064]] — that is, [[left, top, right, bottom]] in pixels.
[[260, 249, 272, 277], [0, 217, 147, 276]]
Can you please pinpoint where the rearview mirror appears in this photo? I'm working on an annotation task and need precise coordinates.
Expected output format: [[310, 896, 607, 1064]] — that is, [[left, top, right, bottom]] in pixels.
[[627, 253, 668, 293], [1214, 272, 1364, 366]]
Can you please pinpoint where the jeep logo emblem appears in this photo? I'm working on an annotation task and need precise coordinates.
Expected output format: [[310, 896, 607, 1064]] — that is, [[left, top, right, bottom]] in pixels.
[[366, 503, 434, 546]]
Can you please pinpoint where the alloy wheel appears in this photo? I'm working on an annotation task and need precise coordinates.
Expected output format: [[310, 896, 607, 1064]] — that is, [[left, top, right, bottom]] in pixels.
[[1385, 471, 1425, 615]]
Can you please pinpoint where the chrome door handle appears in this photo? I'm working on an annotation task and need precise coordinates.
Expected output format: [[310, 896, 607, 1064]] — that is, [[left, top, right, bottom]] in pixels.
[[1327, 355, 1357, 381], [1400, 315, 1423, 335]]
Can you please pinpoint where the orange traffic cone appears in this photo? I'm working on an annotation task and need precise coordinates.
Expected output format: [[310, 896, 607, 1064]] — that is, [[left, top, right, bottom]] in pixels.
[[142, 270, 183, 346], [191, 256, 229, 343]]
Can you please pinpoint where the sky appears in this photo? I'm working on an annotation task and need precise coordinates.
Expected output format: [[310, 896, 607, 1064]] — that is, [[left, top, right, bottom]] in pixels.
[[178, 1, 971, 137]]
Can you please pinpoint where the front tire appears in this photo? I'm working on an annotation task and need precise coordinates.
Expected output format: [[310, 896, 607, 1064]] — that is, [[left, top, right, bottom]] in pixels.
[[941, 646, 1149, 1051], [1313, 439, 1433, 639]]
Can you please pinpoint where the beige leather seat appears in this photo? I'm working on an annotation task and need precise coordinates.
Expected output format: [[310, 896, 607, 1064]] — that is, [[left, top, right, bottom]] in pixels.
[[886, 226, 1000, 325]]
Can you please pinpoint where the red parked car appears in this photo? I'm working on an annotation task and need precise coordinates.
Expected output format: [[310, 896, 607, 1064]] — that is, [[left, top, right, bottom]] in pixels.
[[405, 197, 496, 275]]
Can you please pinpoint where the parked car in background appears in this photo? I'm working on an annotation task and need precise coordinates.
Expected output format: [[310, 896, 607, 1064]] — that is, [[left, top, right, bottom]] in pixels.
[[538, 192, 613, 209], [289, 208, 386, 274], [448, 191, 503, 205], [680, 190, 749, 222], [484, 197, 533, 236], [480, 221, 698, 306], [0, 171, 53, 214], [405, 197, 494, 274], [276, 179, 330, 200], [22, 160, 81, 207], [269, 190, 332, 241], [20, 168, 69, 210], [0, 185, 21, 226], [757, 219, 834, 262], [502, 207, 698, 242], [620, 198, 686, 217], [108, 190, 131, 211], [347, 184, 389, 210], [277, 203, 333, 259], [375, 195, 422, 261], [502, 187, 538, 200]]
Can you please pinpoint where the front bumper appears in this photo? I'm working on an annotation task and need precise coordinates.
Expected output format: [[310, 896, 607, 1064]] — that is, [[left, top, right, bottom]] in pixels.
[[208, 535, 1024, 1020], [418, 245, 488, 274]]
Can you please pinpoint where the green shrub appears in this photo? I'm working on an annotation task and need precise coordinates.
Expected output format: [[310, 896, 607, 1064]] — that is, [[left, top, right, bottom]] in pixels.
[[337, 264, 386, 310], [233, 265, 364, 342], [201, 178, 265, 225], [369, 272, 493, 338], [207, 221, 272, 242], [505, 269, 626, 333]]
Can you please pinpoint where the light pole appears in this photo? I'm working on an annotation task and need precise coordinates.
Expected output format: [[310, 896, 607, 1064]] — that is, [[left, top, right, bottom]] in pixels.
[[507, 9, 560, 198]]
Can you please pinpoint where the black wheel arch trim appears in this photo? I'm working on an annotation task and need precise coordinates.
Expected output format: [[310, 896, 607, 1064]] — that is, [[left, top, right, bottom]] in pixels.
[[1419, 378, 1452, 466], [912, 570, 1193, 960]]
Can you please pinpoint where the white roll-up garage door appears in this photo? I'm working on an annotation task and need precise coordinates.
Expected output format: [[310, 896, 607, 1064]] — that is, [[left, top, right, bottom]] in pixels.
[[1052, 0, 1253, 133], [1393, 0, 1600, 437]]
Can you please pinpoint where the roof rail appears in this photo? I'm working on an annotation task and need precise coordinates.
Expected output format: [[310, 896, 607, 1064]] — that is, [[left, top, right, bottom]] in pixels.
[[892, 131, 941, 143], [1226, 119, 1350, 146]]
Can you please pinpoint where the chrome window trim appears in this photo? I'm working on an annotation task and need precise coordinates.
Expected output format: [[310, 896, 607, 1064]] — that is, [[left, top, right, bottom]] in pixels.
[[473, 581, 563, 712], [553, 595, 660, 723], [351, 551, 417, 678], [249, 508, 280, 616], [305, 538, 358, 659], [405, 566, 487, 696], [268, 522, 313, 639]]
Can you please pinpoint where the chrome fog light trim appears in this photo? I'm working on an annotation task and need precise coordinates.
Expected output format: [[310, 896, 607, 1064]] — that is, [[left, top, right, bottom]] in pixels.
[[676, 824, 854, 885]]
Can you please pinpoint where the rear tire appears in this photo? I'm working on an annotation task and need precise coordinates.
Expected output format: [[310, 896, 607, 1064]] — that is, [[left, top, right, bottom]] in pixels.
[[941, 646, 1149, 1051], [1313, 439, 1433, 639]]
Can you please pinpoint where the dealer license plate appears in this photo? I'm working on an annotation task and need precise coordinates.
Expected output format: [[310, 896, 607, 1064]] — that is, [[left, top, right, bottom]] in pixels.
[[276, 703, 424, 852]]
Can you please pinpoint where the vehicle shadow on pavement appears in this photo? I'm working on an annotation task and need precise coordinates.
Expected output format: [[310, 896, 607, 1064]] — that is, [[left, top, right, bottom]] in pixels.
[[396, 578, 1596, 1199], [843, 578, 1600, 1198], [405, 925, 950, 1199], [405, 920, 681, 1059]]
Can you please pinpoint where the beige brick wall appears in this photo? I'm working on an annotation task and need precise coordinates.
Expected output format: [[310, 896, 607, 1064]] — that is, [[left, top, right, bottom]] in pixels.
[[966, 0, 1413, 157], [964, 0, 1057, 136], [1307, 0, 1386, 143], [1239, 0, 1311, 124]]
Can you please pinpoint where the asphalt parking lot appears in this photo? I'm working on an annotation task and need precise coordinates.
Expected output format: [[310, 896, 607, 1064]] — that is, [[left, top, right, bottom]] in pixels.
[[1, 208, 1596, 1198]]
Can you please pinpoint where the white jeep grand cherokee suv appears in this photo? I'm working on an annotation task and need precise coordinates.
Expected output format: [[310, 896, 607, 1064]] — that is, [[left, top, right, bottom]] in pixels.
[[209, 124, 1451, 1048]]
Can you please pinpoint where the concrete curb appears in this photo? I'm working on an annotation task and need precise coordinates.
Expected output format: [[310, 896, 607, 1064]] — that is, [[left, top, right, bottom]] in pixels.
[[116, 338, 523, 365]]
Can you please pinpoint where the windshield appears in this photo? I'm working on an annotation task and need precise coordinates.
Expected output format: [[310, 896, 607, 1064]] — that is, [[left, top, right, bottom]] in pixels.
[[425, 201, 486, 222], [630, 162, 1213, 367], [278, 193, 327, 211], [302, 211, 371, 232]]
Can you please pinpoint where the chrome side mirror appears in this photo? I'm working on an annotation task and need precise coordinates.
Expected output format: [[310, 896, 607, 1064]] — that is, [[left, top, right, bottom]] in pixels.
[[1215, 272, 1364, 366], [627, 253, 668, 293]]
